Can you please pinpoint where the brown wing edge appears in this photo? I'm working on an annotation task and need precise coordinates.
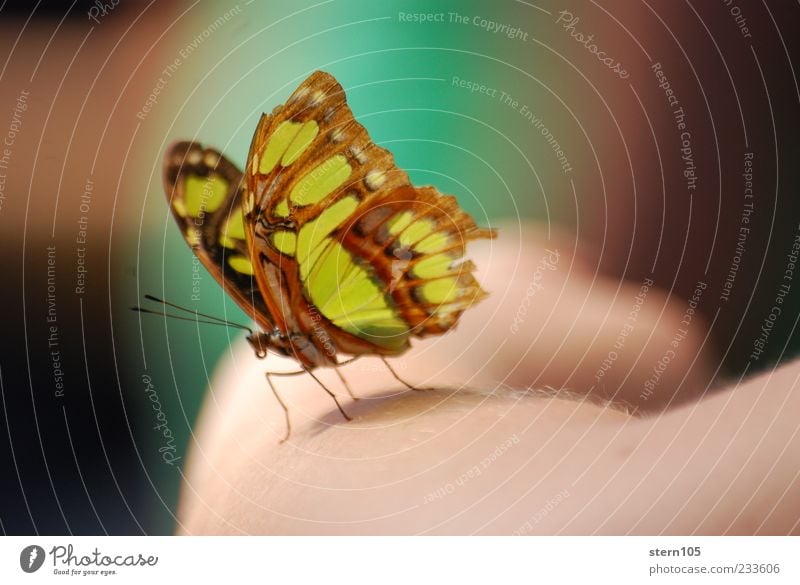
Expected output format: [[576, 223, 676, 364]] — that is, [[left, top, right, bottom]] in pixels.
[[162, 140, 276, 331], [341, 184, 498, 337]]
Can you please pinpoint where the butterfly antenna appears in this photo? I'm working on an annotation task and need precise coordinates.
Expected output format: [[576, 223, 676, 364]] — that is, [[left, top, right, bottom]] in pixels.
[[133, 295, 254, 335]]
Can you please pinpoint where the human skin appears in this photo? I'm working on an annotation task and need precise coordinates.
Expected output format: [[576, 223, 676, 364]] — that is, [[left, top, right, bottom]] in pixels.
[[175, 225, 799, 535]]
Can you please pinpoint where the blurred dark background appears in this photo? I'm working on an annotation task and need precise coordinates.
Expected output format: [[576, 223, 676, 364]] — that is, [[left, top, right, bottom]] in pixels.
[[0, 1, 798, 535]]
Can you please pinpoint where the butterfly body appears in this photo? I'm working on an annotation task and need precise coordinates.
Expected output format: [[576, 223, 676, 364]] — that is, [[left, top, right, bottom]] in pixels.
[[164, 71, 496, 372]]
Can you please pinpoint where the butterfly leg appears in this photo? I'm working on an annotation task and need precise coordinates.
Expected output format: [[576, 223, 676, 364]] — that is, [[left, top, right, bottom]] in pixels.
[[334, 367, 359, 400], [381, 356, 422, 391], [304, 368, 352, 422], [265, 372, 291, 443]]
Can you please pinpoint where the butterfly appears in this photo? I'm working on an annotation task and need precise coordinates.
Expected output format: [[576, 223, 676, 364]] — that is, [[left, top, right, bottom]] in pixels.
[[161, 71, 496, 439]]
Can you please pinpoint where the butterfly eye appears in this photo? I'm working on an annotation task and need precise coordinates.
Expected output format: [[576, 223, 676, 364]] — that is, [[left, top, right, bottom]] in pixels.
[[247, 334, 269, 359]]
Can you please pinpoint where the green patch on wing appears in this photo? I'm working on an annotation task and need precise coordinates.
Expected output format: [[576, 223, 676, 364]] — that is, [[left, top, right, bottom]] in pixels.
[[298, 237, 409, 350], [219, 207, 246, 249], [184, 174, 228, 216]]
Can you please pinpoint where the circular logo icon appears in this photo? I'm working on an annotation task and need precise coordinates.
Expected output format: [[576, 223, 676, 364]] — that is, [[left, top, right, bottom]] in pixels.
[[20, 545, 45, 573]]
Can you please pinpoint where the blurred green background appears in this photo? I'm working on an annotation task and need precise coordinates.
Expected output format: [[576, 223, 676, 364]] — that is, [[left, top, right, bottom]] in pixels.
[[2, 0, 798, 535], [128, 0, 800, 533]]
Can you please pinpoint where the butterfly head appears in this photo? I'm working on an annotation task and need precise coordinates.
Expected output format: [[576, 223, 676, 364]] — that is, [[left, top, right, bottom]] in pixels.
[[246, 328, 321, 365], [246, 329, 286, 359]]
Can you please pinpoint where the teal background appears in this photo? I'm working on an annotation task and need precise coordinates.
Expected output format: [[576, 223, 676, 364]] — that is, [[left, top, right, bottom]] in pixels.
[[121, 0, 800, 532], [3, 0, 797, 537]]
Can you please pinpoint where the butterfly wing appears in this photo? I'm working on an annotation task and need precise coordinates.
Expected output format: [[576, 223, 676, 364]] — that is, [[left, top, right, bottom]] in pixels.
[[340, 183, 496, 336], [162, 140, 275, 330], [244, 71, 496, 361]]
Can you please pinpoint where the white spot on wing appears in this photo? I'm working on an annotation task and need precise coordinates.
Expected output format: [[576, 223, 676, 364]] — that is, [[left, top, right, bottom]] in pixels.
[[186, 150, 202, 165], [203, 151, 219, 168], [365, 169, 385, 191], [310, 90, 325, 106], [290, 87, 309, 103], [242, 190, 254, 215], [330, 128, 345, 143]]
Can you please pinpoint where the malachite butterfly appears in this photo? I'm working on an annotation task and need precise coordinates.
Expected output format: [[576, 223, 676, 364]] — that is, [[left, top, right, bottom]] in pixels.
[[162, 71, 496, 438]]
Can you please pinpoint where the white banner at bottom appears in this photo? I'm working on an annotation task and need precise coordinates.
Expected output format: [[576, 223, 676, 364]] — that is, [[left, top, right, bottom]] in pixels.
[[0, 536, 797, 583]]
